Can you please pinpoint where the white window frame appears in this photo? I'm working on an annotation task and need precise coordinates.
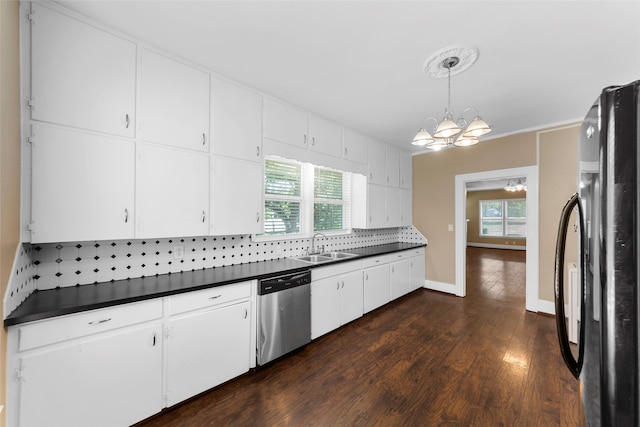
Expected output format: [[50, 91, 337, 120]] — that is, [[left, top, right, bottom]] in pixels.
[[256, 156, 352, 241], [479, 198, 526, 238]]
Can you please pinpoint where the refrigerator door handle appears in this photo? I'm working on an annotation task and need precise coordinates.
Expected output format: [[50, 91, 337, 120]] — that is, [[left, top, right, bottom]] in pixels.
[[554, 192, 585, 379]]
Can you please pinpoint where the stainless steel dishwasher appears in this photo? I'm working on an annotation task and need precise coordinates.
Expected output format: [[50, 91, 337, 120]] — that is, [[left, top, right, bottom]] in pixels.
[[257, 270, 311, 366]]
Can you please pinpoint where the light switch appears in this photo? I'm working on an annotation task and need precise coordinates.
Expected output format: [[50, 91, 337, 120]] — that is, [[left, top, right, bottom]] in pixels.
[[448, 224, 454, 232]]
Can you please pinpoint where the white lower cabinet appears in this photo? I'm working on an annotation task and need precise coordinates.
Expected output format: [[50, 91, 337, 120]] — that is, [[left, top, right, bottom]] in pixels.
[[165, 281, 252, 406], [410, 247, 426, 290], [390, 254, 412, 301], [311, 261, 363, 339], [11, 301, 163, 427], [363, 256, 391, 313], [166, 301, 251, 406]]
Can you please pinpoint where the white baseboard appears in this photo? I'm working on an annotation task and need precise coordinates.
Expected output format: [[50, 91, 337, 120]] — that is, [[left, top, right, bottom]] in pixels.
[[424, 280, 457, 295], [537, 299, 555, 315], [467, 243, 526, 251]]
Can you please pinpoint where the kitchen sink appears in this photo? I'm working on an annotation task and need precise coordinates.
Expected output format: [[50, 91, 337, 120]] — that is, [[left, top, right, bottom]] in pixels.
[[292, 252, 358, 264]]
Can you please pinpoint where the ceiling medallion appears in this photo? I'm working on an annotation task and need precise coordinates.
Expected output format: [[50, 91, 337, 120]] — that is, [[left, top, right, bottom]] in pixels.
[[412, 45, 491, 151]]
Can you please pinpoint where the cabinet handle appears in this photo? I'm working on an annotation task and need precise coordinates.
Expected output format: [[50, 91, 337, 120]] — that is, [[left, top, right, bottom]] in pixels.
[[244, 308, 248, 319], [311, 137, 315, 146], [341, 280, 345, 288], [392, 267, 395, 273], [256, 212, 260, 223], [369, 172, 373, 181], [256, 146, 260, 157], [152, 332, 157, 347], [209, 294, 222, 300], [303, 134, 307, 145], [202, 211, 206, 223], [369, 215, 372, 223], [344, 147, 348, 156], [336, 282, 340, 290], [88, 318, 112, 325], [365, 273, 369, 280], [125, 114, 130, 129], [202, 133, 206, 145], [387, 176, 390, 183], [124, 208, 129, 223]]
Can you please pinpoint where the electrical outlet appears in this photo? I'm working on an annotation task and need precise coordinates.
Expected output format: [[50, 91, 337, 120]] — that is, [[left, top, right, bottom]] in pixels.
[[173, 245, 185, 260], [447, 224, 454, 232]]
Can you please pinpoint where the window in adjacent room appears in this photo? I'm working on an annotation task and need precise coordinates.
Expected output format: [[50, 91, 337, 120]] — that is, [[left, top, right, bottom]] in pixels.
[[479, 199, 526, 238]]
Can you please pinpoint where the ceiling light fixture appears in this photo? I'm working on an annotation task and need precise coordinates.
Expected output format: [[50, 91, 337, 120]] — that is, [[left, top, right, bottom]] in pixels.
[[412, 45, 492, 151], [504, 178, 527, 192]]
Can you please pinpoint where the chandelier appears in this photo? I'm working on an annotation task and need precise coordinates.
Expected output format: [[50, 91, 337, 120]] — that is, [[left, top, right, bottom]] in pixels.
[[504, 178, 527, 192], [411, 46, 492, 151]]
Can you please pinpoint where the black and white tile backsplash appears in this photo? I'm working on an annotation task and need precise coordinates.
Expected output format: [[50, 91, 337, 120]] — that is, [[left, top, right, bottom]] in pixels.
[[4, 227, 426, 316]]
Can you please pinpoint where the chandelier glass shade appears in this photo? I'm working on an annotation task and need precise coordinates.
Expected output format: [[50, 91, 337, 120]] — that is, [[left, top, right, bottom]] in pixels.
[[412, 54, 492, 151]]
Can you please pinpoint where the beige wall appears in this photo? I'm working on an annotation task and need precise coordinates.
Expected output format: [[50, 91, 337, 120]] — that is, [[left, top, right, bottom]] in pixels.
[[1, 1, 21, 424], [466, 189, 526, 247], [413, 124, 579, 304]]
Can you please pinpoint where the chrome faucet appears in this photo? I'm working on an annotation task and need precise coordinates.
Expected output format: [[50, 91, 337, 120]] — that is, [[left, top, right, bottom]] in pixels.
[[310, 233, 327, 255]]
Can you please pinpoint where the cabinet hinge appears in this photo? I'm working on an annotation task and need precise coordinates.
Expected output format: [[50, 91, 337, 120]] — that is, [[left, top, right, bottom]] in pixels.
[[164, 326, 171, 340], [26, 8, 35, 24], [26, 124, 35, 145], [26, 222, 35, 233], [15, 368, 25, 382], [26, 96, 35, 111]]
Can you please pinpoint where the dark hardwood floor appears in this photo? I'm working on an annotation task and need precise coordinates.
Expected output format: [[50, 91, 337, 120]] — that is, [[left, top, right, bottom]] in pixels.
[[135, 247, 584, 426]]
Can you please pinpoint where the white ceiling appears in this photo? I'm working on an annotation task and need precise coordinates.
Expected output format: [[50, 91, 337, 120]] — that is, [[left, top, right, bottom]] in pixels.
[[56, 1, 640, 153]]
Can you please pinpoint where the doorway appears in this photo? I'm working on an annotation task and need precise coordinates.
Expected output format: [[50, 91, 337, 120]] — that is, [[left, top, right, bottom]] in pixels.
[[454, 166, 539, 312]]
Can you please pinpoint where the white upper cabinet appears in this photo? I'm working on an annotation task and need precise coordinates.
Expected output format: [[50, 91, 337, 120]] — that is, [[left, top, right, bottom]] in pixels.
[[211, 157, 263, 236], [139, 49, 210, 152], [30, 123, 135, 243], [308, 116, 343, 158], [368, 139, 387, 185], [385, 145, 400, 187], [400, 188, 412, 227], [342, 128, 369, 164], [30, 4, 136, 137], [263, 99, 308, 148], [399, 151, 412, 189], [385, 186, 401, 227], [212, 78, 263, 162], [136, 144, 210, 239]]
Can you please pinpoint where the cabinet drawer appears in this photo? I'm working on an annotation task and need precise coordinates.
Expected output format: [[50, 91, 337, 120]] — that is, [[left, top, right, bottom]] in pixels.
[[169, 281, 251, 316], [410, 247, 425, 257], [312, 260, 363, 281], [18, 299, 163, 352], [389, 250, 412, 261], [362, 255, 391, 269]]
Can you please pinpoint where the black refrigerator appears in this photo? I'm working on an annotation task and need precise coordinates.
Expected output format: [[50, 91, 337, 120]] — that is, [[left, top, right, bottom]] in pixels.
[[555, 80, 640, 426]]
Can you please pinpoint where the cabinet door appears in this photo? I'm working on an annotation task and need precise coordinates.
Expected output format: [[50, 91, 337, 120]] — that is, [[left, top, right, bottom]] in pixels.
[[385, 186, 401, 227], [410, 253, 426, 291], [368, 184, 386, 228], [19, 324, 162, 427], [390, 259, 411, 300], [311, 277, 340, 339], [400, 188, 412, 227], [211, 157, 263, 235], [339, 270, 363, 325], [136, 144, 209, 238], [31, 124, 134, 243], [140, 49, 210, 152], [212, 79, 263, 162], [309, 116, 342, 157], [342, 128, 368, 164], [385, 145, 400, 187], [31, 4, 135, 137], [363, 264, 390, 313], [166, 301, 250, 406], [263, 99, 308, 148], [368, 139, 387, 185], [399, 151, 412, 189]]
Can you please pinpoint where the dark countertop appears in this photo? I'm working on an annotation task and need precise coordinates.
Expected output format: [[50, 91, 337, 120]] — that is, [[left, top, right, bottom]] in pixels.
[[4, 242, 425, 327]]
